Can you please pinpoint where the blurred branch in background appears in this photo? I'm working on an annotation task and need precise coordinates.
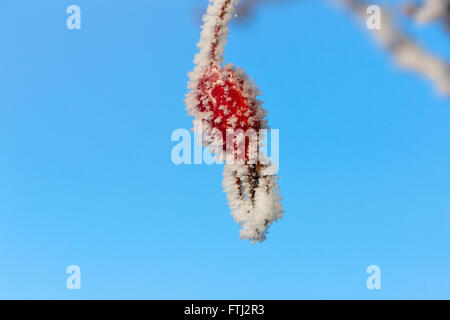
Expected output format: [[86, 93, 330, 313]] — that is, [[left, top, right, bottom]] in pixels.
[[194, 0, 450, 97], [404, 0, 450, 31], [234, 0, 294, 21], [339, 0, 450, 96]]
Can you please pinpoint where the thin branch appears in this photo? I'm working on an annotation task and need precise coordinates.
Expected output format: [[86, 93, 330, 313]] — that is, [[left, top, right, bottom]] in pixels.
[[339, 0, 450, 96]]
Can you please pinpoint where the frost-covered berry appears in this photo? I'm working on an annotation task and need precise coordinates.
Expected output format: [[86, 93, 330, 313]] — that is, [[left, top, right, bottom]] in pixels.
[[185, 0, 283, 243], [196, 64, 265, 161]]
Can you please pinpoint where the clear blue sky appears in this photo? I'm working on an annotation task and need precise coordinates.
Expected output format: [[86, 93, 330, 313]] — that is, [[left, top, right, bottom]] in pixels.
[[0, 0, 449, 299]]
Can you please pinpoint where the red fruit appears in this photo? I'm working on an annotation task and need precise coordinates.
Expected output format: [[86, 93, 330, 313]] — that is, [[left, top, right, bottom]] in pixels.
[[196, 65, 262, 161]]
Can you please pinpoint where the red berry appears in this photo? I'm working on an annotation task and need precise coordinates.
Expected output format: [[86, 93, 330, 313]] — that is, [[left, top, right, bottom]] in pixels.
[[196, 65, 262, 161]]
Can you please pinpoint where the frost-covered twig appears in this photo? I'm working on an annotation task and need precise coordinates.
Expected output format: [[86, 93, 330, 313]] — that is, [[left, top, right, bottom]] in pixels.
[[405, 0, 450, 30], [185, 0, 284, 243], [219, 0, 450, 96], [339, 0, 450, 96], [223, 162, 283, 242]]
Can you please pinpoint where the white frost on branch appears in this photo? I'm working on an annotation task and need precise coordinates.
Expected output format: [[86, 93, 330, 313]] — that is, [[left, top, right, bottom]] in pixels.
[[223, 162, 283, 242], [186, 0, 238, 133], [219, 0, 450, 96], [405, 0, 450, 26], [339, 0, 450, 95], [194, 0, 237, 72]]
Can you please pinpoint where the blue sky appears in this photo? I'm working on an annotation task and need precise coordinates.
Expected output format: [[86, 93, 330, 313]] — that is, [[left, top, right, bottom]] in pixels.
[[0, 0, 449, 299]]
